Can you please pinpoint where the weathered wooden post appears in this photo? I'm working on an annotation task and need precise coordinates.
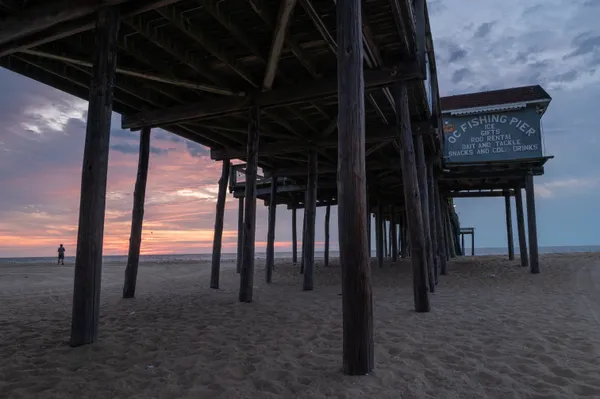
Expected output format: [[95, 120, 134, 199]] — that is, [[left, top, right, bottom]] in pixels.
[[376, 201, 384, 268], [303, 148, 317, 291], [324, 204, 331, 267], [391, 206, 398, 262], [383, 217, 388, 258], [239, 107, 260, 302], [236, 197, 244, 273], [265, 174, 278, 283], [435, 185, 448, 275], [70, 7, 120, 347], [426, 163, 439, 283], [300, 193, 307, 274], [210, 159, 231, 289], [515, 187, 529, 267], [366, 194, 371, 258], [400, 212, 407, 258], [123, 127, 151, 299], [471, 231, 475, 256], [337, 0, 374, 374], [292, 204, 298, 264], [461, 233, 465, 255], [392, 82, 430, 312], [414, 133, 434, 292], [525, 174, 540, 274], [504, 191, 515, 260]]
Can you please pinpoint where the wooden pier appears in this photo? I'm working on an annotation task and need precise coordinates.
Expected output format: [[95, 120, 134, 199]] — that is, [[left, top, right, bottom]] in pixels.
[[0, 0, 551, 376]]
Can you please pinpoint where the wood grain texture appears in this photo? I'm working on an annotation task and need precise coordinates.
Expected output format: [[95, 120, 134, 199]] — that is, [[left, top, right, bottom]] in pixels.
[[70, 6, 120, 347], [302, 148, 317, 291], [414, 134, 434, 292], [265, 174, 278, 283], [292, 205, 298, 264], [236, 197, 244, 274], [504, 192, 515, 261], [515, 188, 529, 267], [525, 174, 540, 274], [239, 107, 260, 302], [337, 0, 374, 375], [392, 82, 430, 313], [324, 204, 331, 267], [123, 127, 151, 299], [210, 159, 231, 289]]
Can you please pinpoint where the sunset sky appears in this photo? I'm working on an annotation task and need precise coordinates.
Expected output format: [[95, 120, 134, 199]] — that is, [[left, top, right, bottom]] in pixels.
[[1, 0, 599, 258]]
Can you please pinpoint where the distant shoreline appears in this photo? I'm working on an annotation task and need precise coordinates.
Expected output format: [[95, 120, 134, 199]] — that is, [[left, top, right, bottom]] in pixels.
[[2, 245, 600, 264]]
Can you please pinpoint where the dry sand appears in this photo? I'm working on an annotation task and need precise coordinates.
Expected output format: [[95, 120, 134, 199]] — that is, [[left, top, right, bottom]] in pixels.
[[1, 253, 600, 398]]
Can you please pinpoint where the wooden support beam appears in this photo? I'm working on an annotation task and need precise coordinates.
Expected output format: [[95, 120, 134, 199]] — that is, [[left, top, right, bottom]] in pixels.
[[324, 204, 331, 267], [300, 193, 307, 274], [157, 6, 259, 88], [392, 82, 430, 312], [265, 174, 278, 283], [376, 202, 384, 268], [70, 7, 120, 347], [19, 49, 232, 95], [236, 197, 244, 273], [414, 0, 426, 76], [210, 122, 428, 160], [450, 190, 516, 198], [434, 180, 447, 275], [391, 211, 398, 262], [303, 148, 318, 290], [263, 0, 298, 90], [383, 217, 389, 258], [427, 163, 439, 284], [504, 191, 515, 261], [247, 0, 319, 79], [415, 131, 434, 292], [292, 205, 298, 264], [525, 174, 540, 274], [366, 194, 371, 258], [337, 0, 374, 375], [123, 127, 151, 299], [515, 188, 529, 267], [210, 159, 231, 289], [238, 107, 260, 302], [121, 65, 421, 129]]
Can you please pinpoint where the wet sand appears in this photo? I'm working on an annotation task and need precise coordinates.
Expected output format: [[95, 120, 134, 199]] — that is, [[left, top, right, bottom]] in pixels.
[[1, 253, 600, 398]]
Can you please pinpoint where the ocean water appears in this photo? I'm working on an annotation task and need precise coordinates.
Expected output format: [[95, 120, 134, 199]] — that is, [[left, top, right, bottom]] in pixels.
[[1, 246, 599, 265]]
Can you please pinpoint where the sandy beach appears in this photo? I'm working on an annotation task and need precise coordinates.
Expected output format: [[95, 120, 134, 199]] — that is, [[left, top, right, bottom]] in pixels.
[[1, 253, 600, 398]]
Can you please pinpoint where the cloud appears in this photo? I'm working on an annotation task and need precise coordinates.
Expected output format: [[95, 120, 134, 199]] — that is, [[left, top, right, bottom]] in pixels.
[[536, 177, 600, 198], [474, 22, 495, 39], [110, 142, 170, 156]]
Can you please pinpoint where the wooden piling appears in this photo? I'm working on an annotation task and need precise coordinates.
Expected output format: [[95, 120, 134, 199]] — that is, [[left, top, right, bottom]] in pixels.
[[525, 174, 540, 274], [366, 195, 371, 258], [238, 107, 260, 302], [391, 206, 398, 262], [303, 147, 317, 291], [392, 82, 430, 312], [300, 195, 307, 274], [383, 217, 388, 258], [292, 204, 298, 264], [434, 186, 447, 274], [376, 201, 384, 268], [414, 133, 434, 292], [426, 163, 439, 284], [70, 6, 120, 347], [265, 173, 278, 283], [515, 188, 529, 267], [324, 204, 331, 267], [123, 127, 151, 299], [337, 0, 374, 374], [210, 159, 231, 289], [236, 197, 244, 274], [504, 191, 515, 261]]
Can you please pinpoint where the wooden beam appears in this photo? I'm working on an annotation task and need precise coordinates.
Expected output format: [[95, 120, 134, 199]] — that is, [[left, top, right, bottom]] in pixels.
[[210, 121, 429, 160], [414, 0, 426, 76], [123, 127, 151, 299], [247, 0, 319, 78], [392, 82, 430, 313], [391, 205, 398, 262], [450, 190, 516, 198], [210, 159, 231, 289], [515, 188, 529, 267], [121, 65, 420, 129], [263, 0, 298, 90], [505, 192, 515, 261], [427, 163, 439, 284], [376, 201, 384, 268], [525, 174, 540, 274], [238, 107, 260, 302], [157, 6, 259, 88], [19, 49, 234, 95], [324, 204, 331, 267], [265, 173, 278, 283], [236, 197, 244, 273], [337, 0, 374, 375], [0, 1, 188, 57], [70, 6, 120, 347], [292, 205, 298, 264], [300, 191, 308, 274], [303, 148, 318, 291], [414, 132, 435, 293]]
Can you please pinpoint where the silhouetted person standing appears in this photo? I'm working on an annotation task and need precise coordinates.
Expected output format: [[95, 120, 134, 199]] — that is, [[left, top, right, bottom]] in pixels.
[[57, 244, 65, 265]]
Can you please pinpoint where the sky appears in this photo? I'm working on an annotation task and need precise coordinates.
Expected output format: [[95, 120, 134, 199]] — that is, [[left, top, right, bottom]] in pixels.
[[1, 0, 599, 257]]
